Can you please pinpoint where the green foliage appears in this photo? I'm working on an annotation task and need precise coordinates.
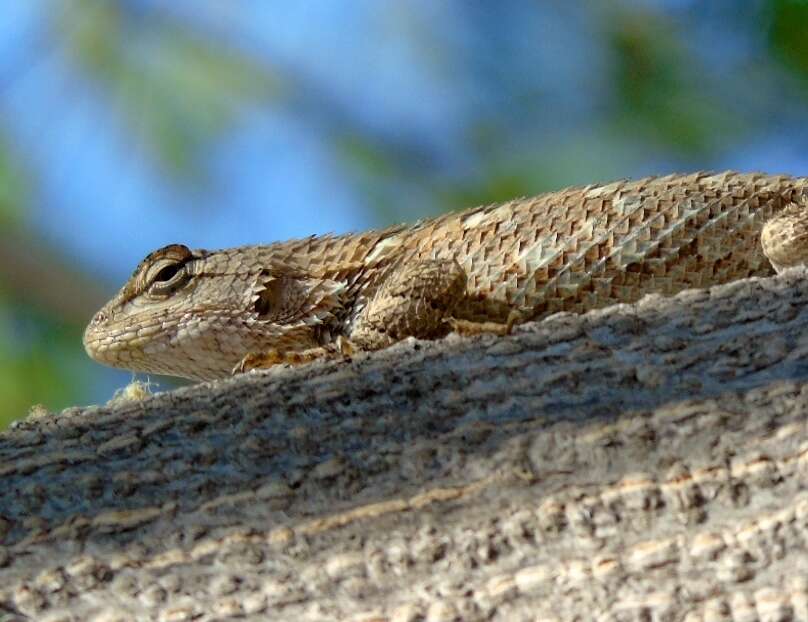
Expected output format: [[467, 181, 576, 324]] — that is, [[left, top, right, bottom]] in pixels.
[[0, 136, 26, 228], [0, 302, 90, 426], [437, 166, 540, 213], [0, 135, 49, 426], [58, 0, 281, 180], [766, 0, 808, 81], [607, 9, 741, 154]]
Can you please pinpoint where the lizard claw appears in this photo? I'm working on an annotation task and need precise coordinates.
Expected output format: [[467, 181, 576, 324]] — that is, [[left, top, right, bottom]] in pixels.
[[334, 336, 355, 357], [233, 349, 287, 375], [504, 309, 522, 334]]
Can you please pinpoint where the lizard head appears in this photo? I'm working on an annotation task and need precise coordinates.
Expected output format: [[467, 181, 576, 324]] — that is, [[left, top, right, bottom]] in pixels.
[[83, 243, 347, 381]]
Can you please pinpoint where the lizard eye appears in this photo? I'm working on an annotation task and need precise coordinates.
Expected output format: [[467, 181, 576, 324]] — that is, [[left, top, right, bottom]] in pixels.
[[153, 264, 180, 283], [147, 260, 189, 296]]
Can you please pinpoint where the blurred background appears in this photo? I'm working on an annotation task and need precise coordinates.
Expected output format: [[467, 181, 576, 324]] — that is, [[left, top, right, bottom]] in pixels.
[[3, 0, 808, 426]]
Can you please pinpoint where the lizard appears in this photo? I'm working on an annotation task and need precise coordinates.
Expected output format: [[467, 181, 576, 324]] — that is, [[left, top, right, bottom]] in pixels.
[[83, 171, 808, 382]]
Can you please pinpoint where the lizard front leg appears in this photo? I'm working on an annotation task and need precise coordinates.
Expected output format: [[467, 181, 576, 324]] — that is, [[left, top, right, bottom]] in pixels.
[[348, 259, 468, 350], [234, 337, 354, 374], [349, 257, 518, 350]]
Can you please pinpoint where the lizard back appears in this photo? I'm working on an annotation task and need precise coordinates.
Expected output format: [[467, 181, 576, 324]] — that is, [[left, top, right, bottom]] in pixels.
[[373, 170, 807, 322]]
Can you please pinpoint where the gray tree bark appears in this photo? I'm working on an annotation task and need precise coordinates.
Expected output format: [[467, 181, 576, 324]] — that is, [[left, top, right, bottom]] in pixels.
[[2, 269, 808, 621]]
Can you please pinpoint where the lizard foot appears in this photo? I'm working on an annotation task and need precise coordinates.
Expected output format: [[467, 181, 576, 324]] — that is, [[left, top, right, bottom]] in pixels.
[[233, 338, 355, 374], [448, 309, 522, 337]]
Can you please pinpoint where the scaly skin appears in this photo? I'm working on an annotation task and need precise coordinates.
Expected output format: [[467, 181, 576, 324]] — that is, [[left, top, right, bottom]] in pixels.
[[84, 171, 808, 381]]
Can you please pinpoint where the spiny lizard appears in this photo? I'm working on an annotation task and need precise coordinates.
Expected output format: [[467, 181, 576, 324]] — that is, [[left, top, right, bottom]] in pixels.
[[84, 171, 808, 381]]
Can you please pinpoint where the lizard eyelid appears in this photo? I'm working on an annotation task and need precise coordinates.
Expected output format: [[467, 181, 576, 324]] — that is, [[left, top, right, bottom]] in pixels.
[[146, 260, 190, 296]]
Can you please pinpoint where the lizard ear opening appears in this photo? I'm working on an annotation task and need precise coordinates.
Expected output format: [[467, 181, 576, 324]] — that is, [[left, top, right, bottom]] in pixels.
[[254, 278, 281, 316], [253, 275, 302, 319], [252, 271, 346, 324]]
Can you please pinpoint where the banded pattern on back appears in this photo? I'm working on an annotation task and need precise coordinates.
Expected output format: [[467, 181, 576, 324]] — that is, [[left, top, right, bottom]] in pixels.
[[389, 171, 806, 321]]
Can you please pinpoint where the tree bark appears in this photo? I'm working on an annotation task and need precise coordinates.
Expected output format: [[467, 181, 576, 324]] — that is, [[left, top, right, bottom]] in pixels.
[[3, 269, 808, 621]]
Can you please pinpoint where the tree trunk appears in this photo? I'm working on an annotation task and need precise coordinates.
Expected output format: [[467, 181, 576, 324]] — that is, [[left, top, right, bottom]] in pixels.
[[2, 269, 808, 621]]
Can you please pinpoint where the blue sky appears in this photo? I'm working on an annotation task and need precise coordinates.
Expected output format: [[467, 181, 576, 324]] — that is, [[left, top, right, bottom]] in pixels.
[[1, 2, 379, 278]]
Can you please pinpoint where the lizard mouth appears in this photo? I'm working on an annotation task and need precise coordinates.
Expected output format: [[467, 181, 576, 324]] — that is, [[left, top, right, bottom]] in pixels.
[[82, 307, 249, 381], [82, 311, 164, 367]]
